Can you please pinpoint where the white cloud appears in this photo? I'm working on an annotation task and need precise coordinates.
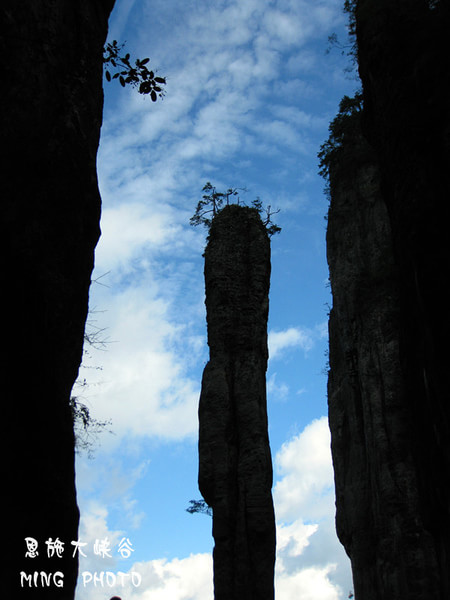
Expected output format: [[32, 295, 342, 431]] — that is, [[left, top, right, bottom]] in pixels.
[[98, 0, 345, 230], [272, 417, 353, 597], [131, 554, 213, 600], [277, 519, 319, 558], [75, 416, 352, 600], [74, 494, 211, 600], [268, 322, 329, 361], [275, 514, 351, 599], [80, 285, 204, 444], [269, 326, 315, 360], [76, 500, 124, 576], [76, 551, 213, 600], [276, 564, 341, 600], [267, 371, 290, 401], [95, 202, 180, 272], [76, 457, 151, 545], [274, 417, 334, 521]]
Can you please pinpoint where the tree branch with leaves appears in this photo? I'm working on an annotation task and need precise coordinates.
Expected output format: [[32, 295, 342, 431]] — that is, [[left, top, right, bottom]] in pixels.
[[103, 40, 166, 101]]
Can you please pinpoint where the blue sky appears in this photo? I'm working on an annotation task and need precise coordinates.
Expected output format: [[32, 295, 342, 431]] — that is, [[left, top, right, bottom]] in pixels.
[[74, 0, 357, 598]]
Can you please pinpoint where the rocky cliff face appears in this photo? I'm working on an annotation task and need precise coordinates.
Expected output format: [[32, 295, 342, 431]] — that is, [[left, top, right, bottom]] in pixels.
[[2, 1, 115, 597], [327, 124, 442, 598], [198, 205, 276, 600], [327, 2, 450, 598]]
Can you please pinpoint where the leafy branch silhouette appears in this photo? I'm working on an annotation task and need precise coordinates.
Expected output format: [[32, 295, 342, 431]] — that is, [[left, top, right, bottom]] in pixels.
[[103, 40, 166, 101]]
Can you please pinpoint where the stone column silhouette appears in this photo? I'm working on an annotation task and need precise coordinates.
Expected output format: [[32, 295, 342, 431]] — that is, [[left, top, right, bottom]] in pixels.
[[198, 204, 276, 600]]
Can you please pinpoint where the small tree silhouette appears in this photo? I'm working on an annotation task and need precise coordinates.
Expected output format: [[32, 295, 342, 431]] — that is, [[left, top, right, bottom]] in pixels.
[[189, 182, 241, 228], [186, 499, 212, 516], [252, 197, 281, 236], [70, 297, 113, 457], [190, 182, 281, 236]]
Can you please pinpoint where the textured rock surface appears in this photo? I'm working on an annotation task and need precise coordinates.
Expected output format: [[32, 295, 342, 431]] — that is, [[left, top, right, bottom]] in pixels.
[[327, 2, 450, 598], [198, 205, 276, 600], [2, 1, 114, 597], [327, 127, 440, 598]]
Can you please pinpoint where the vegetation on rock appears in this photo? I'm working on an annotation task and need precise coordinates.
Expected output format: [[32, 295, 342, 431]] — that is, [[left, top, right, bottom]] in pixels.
[[186, 499, 212, 516], [318, 91, 363, 183], [190, 181, 281, 236]]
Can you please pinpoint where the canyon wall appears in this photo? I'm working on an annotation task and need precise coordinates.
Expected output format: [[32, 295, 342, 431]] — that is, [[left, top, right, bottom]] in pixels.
[[2, 1, 115, 596], [327, 2, 450, 598]]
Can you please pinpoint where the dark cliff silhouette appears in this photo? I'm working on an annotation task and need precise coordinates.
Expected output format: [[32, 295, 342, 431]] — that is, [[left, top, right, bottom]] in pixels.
[[198, 204, 276, 600], [326, 2, 450, 598], [2, 1, 115, 597]]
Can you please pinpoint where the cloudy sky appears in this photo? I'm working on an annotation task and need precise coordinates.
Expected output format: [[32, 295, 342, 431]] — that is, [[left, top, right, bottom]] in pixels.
[[74, 0, 357, 598]]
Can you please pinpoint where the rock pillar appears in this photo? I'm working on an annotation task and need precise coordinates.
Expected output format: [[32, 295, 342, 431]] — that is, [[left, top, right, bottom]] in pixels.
[[198, 204, 276, 600]]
